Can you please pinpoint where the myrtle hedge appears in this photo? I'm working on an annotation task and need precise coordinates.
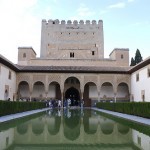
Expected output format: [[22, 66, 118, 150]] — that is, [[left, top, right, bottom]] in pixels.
[[96, 102, 150, 118], [0, 101, 46, 116]]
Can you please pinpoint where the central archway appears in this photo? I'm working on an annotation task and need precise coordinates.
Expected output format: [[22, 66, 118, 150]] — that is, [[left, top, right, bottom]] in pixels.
[[65, 87, 80, 106]]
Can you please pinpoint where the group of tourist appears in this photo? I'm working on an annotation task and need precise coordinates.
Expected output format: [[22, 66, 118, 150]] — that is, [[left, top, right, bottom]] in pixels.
[[46, 98, 84, 108]]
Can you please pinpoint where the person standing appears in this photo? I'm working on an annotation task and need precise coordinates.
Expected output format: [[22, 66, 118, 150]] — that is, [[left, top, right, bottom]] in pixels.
[[58, 100, 61, 108]]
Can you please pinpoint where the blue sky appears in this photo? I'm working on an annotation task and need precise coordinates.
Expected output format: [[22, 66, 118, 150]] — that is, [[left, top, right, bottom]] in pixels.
[[0, 0, 150, 63]]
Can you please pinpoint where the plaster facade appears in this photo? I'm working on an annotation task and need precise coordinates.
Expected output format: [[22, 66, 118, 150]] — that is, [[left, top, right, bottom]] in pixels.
[[0, 63, 16, 100], [131, 63, 150, 102]]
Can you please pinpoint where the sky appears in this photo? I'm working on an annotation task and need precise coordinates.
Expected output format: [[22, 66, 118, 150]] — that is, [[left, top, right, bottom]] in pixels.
[[0, 0, 150, 64]]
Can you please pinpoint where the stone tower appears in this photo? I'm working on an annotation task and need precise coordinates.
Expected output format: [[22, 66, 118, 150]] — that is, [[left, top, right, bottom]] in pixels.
[[40, 19, 104, 59]]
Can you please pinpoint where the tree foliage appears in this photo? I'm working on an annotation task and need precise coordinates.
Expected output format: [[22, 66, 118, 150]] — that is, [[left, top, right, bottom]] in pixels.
[[130, 57, 136, 66], [135, 49, 143, 64], [130, 49, 143, 66]]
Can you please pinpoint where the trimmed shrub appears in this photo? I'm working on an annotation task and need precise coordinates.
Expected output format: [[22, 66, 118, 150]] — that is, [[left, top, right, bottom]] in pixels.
[[96, 102, 150, 118], [0, 101, 46, 116]]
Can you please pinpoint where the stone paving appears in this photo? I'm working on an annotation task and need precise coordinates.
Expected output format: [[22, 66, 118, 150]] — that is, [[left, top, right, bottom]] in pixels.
[[93, 108, 150, 126], [0, 108, 50, 123]]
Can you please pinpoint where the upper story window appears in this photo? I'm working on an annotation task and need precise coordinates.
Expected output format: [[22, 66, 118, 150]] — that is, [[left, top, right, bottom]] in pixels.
[[147, 68, 150, 77], [121, 54, 124, 59], [23, 53, 26, 58], [8, 71, 11, 80], [70, 52, 74, 58], [136, 73, 139, 82], [92, 51, 95, 55]]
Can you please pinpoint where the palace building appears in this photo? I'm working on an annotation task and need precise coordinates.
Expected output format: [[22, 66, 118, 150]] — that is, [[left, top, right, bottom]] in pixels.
[[0, 19, 150, 106]]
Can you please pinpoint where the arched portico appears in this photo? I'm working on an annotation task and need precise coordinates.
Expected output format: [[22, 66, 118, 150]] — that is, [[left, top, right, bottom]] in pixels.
[[48, 81, 61, 100], [32, 81, 45, 101], [117, 82, 130, 102], [64, 77, 81, 106], [100, 82, 114, 102], [83, 82, 97, 107], [65, 87, 80, 106], [18, 81, 30, 100]]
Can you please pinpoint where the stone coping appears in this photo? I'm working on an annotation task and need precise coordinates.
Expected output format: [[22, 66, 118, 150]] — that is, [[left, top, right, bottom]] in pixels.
[[93, 108, 150, 126], [0, 108, 50, 123], [0, 107, 150, 126]]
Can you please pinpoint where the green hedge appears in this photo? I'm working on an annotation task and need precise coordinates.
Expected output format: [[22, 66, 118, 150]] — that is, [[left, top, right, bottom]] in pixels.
[[0, 101, 46, 116], [96, 102, 150, 118]]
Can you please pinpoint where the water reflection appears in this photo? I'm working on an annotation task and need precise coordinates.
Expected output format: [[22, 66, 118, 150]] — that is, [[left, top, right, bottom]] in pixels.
[[0, 109, 150, 150]]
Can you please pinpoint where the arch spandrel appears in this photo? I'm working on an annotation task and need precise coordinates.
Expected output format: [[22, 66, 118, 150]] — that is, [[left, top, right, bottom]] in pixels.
[[63, 75, 82, 84], [83, 75, 98, 87], [33, 75, 46, 85], [48, 74, 61, 85], [17, 74, 30, 87]]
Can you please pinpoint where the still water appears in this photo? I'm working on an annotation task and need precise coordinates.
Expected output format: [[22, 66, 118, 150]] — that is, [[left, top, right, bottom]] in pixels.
[[0, 109, 150, 150]]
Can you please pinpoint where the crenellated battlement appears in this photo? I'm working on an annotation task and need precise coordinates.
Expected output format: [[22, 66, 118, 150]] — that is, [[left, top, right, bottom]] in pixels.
[[42, 19, 103, 25]]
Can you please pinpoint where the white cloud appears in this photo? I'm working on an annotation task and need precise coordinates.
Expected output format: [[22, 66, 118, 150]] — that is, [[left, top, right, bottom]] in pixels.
[[108, 2, 126, 9], [77, 3, 95, 17]]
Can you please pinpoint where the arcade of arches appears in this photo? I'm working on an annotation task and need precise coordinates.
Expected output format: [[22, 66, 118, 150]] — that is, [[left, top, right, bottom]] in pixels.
[[17, 74, 130, 106]]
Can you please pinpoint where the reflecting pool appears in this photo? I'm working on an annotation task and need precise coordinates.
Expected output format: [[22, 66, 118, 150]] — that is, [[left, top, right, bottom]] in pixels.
[[0, 109, 150, 150]]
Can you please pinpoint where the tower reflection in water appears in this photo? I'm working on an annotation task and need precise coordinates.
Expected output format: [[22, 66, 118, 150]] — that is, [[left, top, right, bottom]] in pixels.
[[0, 109, 150, 150]]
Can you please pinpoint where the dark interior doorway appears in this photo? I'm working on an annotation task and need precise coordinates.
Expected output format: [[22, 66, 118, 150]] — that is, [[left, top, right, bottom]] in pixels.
[[65, 87, 80, 106]]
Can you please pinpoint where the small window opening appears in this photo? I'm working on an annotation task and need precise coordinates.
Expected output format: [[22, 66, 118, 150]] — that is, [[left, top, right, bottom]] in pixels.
[[92, 51, 95, 55], [23, 53, 26, 58], [147, 68, 150, 77], [53, 21, 55, 24], [142, 94, 145, 102], [8, 71, 11, 80], [121, 54, 124, 59], [136, 73, 139, 82], [70, 52, 74, 58]]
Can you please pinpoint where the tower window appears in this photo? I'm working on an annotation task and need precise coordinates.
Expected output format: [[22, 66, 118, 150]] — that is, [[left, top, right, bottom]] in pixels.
[[23, 53, 26, 58], [121, 54, 124, 59], [70, 52, 74, 58], [92, 51, 95, 55]]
